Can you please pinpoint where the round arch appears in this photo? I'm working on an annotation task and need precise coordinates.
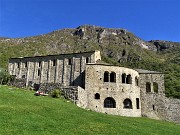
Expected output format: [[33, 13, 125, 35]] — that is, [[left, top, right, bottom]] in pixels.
[[123, 98, 132, 109], [104, 97, 116, 108]]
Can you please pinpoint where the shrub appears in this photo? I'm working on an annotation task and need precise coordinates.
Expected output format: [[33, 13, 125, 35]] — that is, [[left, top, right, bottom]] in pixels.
[[0, 68, 10, 85], [50, 89, 63, 98]]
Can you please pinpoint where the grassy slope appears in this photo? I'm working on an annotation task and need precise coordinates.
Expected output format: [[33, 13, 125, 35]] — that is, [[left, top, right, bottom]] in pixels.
[[0, 85, 179, 135]]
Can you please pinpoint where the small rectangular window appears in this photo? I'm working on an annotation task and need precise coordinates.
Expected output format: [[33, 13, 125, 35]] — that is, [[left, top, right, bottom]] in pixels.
[[38, 61, 41, 67], [68, 59, 72, 65], [17, 63, 20, 68], [38, 69, 41, 76], [86, 57, 89, 63], [25, 62, 28, 68], [136, 98, 140, 109], [53, 59, 56, 66]]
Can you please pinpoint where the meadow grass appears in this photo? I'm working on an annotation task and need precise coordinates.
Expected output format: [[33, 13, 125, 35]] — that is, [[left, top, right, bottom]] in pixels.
[[0, 85, 179, 135]]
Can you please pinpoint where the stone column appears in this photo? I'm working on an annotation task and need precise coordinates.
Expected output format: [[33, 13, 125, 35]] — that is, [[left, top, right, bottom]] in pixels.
[[62, 59, 66, 86], [18, 62, 22, 78], [47, 60, 51, 83], [55, 59, 59, 83], [12, 63, 15, 75], [39, 61, 44, 83], [26, 62, 30, 86], [70, 57, 75, 86], [32, 62, 37, 81]]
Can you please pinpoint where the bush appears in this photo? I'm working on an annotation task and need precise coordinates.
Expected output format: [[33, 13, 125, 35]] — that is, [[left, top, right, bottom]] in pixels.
[[50, 89, 64, 98], [0, 68, 10, 85]]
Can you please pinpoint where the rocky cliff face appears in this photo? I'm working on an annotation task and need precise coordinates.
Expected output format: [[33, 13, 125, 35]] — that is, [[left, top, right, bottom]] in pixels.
[[149, 40, 179, 51]]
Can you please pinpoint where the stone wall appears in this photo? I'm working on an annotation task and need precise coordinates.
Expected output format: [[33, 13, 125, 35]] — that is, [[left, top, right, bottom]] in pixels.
[[39, 83, 78, 103], [85, 64, 141, 117], [139, 73, 165, 119], [8, 77, 26, 88], [8, 51, 101, 88], [163, 98, 180, 123], [139, 73, 180, 123], [8, 51, 180, 123], [77, 86, 87, 109]]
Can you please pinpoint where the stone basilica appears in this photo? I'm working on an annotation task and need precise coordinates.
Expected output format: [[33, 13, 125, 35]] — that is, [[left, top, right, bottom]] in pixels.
[[8, 50, 180, 123]]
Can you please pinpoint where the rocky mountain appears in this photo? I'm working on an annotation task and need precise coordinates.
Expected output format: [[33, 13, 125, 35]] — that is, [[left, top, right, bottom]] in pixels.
[[0, 25, 179, 98]]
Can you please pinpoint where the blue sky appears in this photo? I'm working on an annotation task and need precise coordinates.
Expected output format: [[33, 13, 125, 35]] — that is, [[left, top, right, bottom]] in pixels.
[[0, 0, 180, 42]]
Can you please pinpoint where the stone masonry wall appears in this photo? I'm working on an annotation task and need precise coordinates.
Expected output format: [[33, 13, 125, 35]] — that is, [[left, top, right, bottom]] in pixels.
[[8, 78, 26, 88], [8, 51, 101, 88], [139, 73, 180, 123], [139, 73, 165, 119], [85, 64, 141, 117], [163, 97, 180, 123], [39, 83, 79, 103], [77, 86, 87, 109], [8, 51, 180, 123]]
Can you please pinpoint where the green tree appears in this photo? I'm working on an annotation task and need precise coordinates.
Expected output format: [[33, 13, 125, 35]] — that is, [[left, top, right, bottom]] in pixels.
[[0, 68, 10, 84]]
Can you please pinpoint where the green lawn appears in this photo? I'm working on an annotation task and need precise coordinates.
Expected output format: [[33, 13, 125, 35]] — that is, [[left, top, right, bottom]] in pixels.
[[0, 85, 179, 135]]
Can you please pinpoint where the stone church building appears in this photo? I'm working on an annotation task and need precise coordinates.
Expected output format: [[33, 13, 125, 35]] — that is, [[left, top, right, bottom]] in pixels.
[[8, 50, 180, 123]]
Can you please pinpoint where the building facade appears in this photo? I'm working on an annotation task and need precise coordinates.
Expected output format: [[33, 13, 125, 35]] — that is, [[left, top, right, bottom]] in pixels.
[[8, 51, 180, 122]]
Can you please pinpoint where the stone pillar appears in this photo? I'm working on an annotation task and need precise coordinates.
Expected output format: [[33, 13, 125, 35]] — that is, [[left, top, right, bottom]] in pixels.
[[80, 56, 84, 87], [26, 62, 30, 86], [70, 57, 75, 86], [39, 61, 44, 83], [55, 59, 59, 83], [32, 62, 37, 81], [18, 62, 22, 78], [47, 60, 51, 83], [12, 63, 15, 75], [62, 59, 66, 86]]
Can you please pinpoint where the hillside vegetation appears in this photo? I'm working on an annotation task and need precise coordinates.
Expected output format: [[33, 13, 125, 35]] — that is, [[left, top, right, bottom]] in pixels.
[[0, 85, 180, 135], [0, 25, 179, 98]]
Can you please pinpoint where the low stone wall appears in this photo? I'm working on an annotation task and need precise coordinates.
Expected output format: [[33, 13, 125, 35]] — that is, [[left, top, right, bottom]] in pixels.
[[77, 86, 87, 108], [163, 97, 180, 123], [8, 78, 26, 88], [39, 83, 78, 103], [141, 93, 180, 123], [38, 83, 62, 93]]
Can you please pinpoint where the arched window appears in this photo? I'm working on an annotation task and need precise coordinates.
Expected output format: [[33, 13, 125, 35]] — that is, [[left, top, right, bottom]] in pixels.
[[22, 75, 26, 79], [104, 71, 109, 82], [135, 77, 139, 86], [95, 93, 100, 99], [123, 99, 132, 109], [153, 82, 158, 93], [146, 82, 151, 92], [122, 73, 126, 83], [126, 74, 132, 84], [110, 72, 116, 82], [104, 97, 116, 108]]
